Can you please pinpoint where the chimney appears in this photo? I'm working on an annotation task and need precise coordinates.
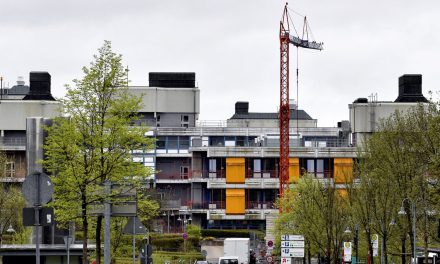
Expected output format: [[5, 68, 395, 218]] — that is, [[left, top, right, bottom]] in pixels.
[[23, 71, 55, 101], [235, 101, 249, 114], [395, 74, 428, 103]]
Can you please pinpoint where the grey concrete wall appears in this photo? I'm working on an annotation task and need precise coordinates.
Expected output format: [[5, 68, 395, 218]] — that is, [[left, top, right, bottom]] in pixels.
[[0, 100, 60, 131], [128, 87, 200, 114], [349, 102, 427, 146], [157, 113, 196, 127], [349, 102, 423, 133]]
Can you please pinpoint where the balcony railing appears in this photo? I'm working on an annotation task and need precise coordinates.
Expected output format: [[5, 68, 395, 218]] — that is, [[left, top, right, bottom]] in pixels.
[[246, 201, 275, 210], [0, 137, 26, 147], [189, 201, 226, 210], [188, 201, 275, 210], [155, 169, 335, 180], [246, 170, 278, 179]]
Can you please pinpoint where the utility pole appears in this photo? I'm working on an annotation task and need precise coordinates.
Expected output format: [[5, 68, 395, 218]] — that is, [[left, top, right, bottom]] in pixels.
[[104, 180, 111, 264]]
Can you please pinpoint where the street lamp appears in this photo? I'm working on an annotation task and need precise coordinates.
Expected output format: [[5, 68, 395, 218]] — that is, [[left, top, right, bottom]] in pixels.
[[344, 225, 359, 264], [398, 198, 417, 264], [6, 224, 15, 233]]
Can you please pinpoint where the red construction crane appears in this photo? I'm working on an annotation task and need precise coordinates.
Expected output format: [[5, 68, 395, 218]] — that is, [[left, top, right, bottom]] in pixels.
[[279, 3, 323, 211]]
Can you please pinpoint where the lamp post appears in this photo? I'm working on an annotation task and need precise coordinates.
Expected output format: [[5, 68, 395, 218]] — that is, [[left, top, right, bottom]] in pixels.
[[344, 226, 358, 264], [398, 198, 417, 264], [0, 222, 15, 248]]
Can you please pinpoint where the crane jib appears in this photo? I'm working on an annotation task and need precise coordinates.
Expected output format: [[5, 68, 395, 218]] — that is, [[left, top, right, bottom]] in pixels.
[[288, 35, 323, 50]]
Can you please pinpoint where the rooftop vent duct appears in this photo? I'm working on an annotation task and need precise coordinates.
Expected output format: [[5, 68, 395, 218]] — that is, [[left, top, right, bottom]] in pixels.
[[149, 72, 195, 88], [235, 101, 249, 114], [395, 74, 428, 103], [23, 71, 55, 101]]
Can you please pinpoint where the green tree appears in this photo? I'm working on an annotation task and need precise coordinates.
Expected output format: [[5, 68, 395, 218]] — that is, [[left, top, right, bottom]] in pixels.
[[353, 103, 440, 264], [276, 175, 349, 264], [43, 41, 155, 263], [0, 185, 26, 245], [0, 149, 6, 178]]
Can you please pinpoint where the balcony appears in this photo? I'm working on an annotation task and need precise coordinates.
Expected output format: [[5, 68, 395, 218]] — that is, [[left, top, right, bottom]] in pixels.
[[0, 137, 26, 151]]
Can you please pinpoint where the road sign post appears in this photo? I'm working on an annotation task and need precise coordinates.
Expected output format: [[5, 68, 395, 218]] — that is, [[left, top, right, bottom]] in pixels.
[[22, 172, 54, 264], [281, 234, 305, 261]]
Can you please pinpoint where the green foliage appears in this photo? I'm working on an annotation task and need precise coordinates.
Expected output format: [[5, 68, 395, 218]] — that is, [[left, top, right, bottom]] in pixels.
[[349, 102, 440, 264], [0, 185, 26, 244], [150, 235, 200, 251], [43, 40, 155, 262], [186, 224, 201, 239], [0, 150, 6, 178], [138, 194, 160, 224], [276, 175, 348, 263]]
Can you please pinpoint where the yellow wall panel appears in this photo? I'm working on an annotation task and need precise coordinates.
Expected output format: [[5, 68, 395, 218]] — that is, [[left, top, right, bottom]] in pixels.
[[289, 158, 300, 183], [334, 158, 353, 183], [226, 189, 245, 215], [226, 157, 245, 183]]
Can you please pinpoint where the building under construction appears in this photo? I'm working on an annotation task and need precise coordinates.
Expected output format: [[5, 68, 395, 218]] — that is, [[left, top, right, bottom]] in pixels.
[[128, 72, 427, 235], [0, 71, 428, 236]]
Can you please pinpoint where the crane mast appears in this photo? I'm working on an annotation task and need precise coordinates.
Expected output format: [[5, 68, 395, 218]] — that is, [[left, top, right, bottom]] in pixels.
[[278, 3, 323, 211]]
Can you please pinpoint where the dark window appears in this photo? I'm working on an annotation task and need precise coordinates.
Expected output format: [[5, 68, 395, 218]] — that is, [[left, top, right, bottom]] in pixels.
[[179, 137, 190, 149], [156, 137, 166, 149], [168, 136, 178, 149], [210, 136, 224, 147]]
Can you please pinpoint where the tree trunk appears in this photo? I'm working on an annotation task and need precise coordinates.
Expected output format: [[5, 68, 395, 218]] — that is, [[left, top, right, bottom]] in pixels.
[[96, 215, 103, 264], [367, 232, 373, 264], [401, 235, 406, 264], [383, 231, 388, 264], [424, 211, 428, 264], [82, 197, 89, 264]]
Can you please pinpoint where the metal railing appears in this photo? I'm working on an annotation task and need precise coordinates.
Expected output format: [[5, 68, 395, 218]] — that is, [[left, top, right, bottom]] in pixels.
[[0, 137, 26, 147], [155, 169, 335, 180]]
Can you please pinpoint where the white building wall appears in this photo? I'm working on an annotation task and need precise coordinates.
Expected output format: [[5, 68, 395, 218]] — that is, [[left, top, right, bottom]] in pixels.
[[0, 100, 60, 131]]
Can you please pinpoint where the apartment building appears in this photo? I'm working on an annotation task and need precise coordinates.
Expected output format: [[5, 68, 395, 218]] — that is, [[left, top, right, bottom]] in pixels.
[[0, 72, 60, 182], [0, 71, 426, 235], [139, 73, 428, 233]]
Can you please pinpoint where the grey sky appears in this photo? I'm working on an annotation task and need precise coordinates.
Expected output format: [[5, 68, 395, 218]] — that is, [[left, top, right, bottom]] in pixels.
[[1, 0, 439, 126]]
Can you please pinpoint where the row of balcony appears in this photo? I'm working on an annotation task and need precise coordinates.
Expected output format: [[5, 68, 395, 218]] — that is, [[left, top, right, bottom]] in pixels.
[[156, 169, 334, 180], [161, 200, 275, 210]]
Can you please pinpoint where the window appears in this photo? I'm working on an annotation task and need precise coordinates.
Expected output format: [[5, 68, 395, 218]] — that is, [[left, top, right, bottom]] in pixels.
[[181, 115, 189, 128], [316, 159, 324, 178], [253, 159, 261, 172], [180, 166, 189, 179], [179, 137, 190, 149], [236, 136, 246, 147], [209, 159, 217, 172], [306, 160, 315, 174], [304, 159, 327, 178], [5, 161, 15, 177], [167, 136, 178, 149], [156, 137, 166, 149]]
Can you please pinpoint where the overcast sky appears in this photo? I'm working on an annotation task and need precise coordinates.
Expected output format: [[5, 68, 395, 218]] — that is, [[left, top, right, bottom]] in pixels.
[[1, 0, 439, 127]]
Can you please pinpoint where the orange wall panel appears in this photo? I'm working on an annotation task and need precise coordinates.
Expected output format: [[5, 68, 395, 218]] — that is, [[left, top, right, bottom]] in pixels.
[[289, 158, 300, 183], [334, 158, 353, 183], [226, 189, 245, 215], [226, 158, 245, 183]]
